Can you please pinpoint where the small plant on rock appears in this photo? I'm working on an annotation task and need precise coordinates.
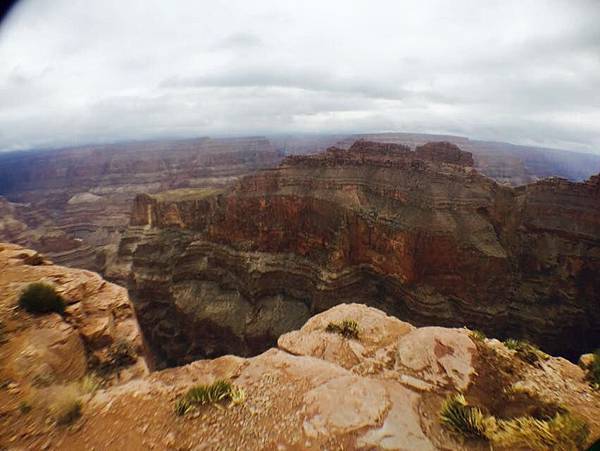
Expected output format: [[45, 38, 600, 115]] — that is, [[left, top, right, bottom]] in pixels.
[[469, 330, 486, 342], [325, 319, 359, 339], [174, 379, 245, 416], [440, 393, 488, 438], [19, 282, 65, 314], [504, 338, 548, 364], [439, 393, 590, 450], [586, 349, 600, 390], [18, 400, 32, 414]]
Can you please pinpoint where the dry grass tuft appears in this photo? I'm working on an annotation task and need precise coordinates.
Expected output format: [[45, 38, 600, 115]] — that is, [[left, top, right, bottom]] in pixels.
[[79, 374, 102, 394], [469, 330, 486, 342], [49, 386, 82, 425], [439, 393, 590, 450], [504, 338, 548, 364], [174, 379, 246, 416]]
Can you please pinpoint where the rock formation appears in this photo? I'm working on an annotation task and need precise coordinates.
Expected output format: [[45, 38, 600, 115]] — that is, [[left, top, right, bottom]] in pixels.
[[332, 132, 600, 185], [0, 242, 148, 385], [115, 140, 600, 366], [0, 137, 282, 273], [2, 303, 599, 449]]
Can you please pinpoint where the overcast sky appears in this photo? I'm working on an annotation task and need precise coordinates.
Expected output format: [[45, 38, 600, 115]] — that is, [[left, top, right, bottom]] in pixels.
[[0, 0, 599, 152]]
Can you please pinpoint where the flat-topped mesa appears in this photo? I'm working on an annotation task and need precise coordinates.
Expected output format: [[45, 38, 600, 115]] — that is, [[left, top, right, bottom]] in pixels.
[[415, 141, 475, 167], [283, 140, 475, 170]]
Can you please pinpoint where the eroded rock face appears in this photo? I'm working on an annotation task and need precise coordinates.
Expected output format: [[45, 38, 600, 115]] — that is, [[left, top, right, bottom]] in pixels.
[[0, 242, 148, 386], [5, 304, 599, 450], [116, 140, 600, 366], [0, 137, 282, 272]]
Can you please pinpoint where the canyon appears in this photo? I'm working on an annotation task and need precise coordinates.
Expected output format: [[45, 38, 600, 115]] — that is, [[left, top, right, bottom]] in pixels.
[[114, 140, 600, 367], [1, 134, 599, 280], [1, 245, 599, 449], [0, 137, 282, 273]]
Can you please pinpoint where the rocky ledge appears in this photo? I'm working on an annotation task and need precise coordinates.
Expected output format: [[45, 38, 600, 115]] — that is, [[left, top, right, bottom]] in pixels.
[[114, 140, 600, 366], [0, 242, 148, 413], [3, 303, 599, 450]]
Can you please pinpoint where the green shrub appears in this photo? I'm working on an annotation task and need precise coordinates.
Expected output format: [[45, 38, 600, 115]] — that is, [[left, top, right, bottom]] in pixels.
[[439, 394, 488, 438], [587, 350, 600, 389], [18, 283, 65, 314], [504, 338, 548, 364], [174, 379, 245, 416], [325, 319, 359, 339]]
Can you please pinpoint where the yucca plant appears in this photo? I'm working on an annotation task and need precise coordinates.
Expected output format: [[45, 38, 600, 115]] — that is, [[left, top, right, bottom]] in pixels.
[[439, 394, 488, 438], [325, 319, 360, 339]]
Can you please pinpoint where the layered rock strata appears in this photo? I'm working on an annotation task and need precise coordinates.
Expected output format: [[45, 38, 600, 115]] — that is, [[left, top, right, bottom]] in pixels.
[[116, 140, 600, 366], [0, 137, 282, 272]]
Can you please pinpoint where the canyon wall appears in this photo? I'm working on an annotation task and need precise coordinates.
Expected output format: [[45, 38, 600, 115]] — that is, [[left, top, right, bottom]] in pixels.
[[0, 137, 282, 272], [115, 140, 600, 366]]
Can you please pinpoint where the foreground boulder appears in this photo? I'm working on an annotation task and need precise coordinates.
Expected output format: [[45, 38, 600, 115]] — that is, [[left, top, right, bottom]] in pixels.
[[3, 303, 598, 450]]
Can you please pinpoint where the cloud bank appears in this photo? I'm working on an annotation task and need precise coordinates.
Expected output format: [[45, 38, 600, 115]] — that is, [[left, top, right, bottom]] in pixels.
[[0, 0, 599, 152]]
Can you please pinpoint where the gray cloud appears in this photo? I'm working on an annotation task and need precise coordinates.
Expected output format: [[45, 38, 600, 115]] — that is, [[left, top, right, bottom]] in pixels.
[[0, 0, 599, 153]]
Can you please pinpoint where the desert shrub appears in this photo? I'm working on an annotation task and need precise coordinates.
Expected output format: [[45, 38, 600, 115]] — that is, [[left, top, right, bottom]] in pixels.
[[491, 413, 589, 451], [469, 330, 486, 342], [174, 379, 245, 416], [586, 350, 600, 389], [19, 283, 65, 314], [504, 338, 548, 364], [439, 394, 589, 450], [49, 387, 82, 425], [19, 400, 32, 414], [325, 319, 359, 339], [439, 394, 488, 438]]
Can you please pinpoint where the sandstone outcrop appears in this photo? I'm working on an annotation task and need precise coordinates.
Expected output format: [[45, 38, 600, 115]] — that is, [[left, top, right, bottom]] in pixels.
[[0, 137, 282, 272], [115, 140, 600, 366], [3, 304, 599, 450], [0, 242, 148, 386]]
